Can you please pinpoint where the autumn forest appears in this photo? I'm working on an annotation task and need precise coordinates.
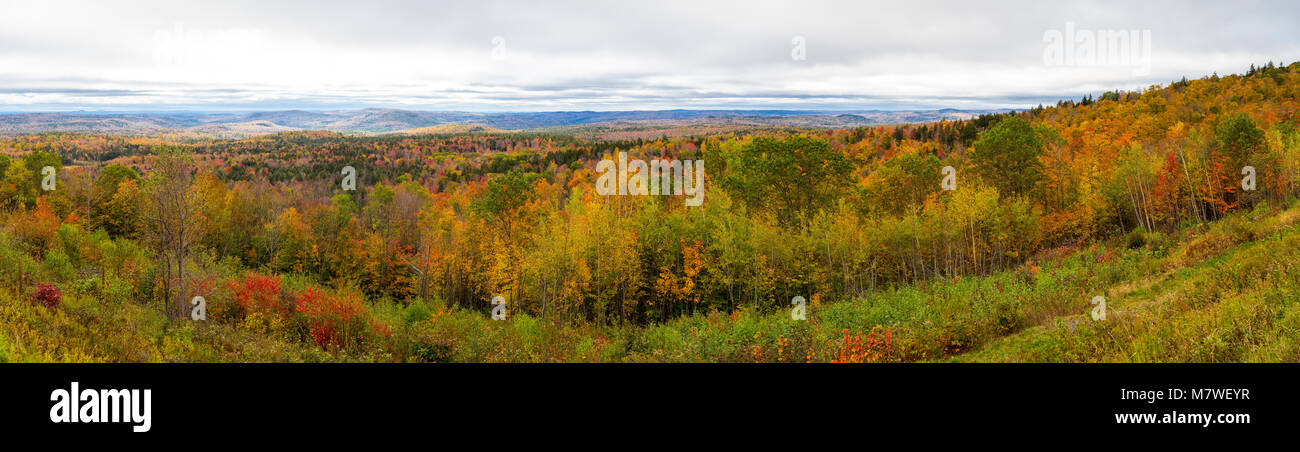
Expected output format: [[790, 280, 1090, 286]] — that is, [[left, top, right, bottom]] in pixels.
[[3, 63, 1300, 363]]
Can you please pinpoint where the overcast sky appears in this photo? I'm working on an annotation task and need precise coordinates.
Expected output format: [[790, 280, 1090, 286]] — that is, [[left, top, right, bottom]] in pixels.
[[1, 0, 1297, 112]]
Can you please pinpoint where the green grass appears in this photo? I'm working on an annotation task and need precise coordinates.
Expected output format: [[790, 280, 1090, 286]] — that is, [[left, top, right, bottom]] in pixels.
[[955, 203, 1300, 362]]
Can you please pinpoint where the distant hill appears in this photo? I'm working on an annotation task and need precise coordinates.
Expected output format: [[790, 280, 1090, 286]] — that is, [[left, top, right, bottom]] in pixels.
[[185, 120, 298, 139], [394, 124, 506, 135], [0, 108, 1009, 137], [0, 112, 200, 135]]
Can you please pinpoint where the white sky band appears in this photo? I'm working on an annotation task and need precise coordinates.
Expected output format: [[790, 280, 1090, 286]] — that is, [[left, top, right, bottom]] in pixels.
[[2, 1, 1298, 111]]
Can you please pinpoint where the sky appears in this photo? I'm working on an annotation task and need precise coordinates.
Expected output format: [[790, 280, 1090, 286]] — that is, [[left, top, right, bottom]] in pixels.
[[0, 0, 1297, 112]]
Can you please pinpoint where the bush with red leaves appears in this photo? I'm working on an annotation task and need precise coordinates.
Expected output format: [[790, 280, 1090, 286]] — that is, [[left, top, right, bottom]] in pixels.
[[831, 326, 897, 363], [295, 288, 370, 348], [34, 282, 61, 308], [225, 273, 284, 315]]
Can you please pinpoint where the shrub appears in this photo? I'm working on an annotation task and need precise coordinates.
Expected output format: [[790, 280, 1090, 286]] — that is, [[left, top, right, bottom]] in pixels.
[[239, 310, 286, 335], [403, 300, 431, 324], [43, 249, 75, 281], [34, 282, 61, 308], [1125, 229, 1146, 249], [831, 326, 897, 363], [225, 273, 283, 318], [414, 340, 453, 363], [1144, 230, 1172, 254], [295, 287, 384, 349], [0, 237, 38, 290]]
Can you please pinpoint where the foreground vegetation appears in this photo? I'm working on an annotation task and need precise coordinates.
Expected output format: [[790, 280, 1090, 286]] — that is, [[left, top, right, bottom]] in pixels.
[[1, 196, 1296, 363], [961, 202, 1300, 362]]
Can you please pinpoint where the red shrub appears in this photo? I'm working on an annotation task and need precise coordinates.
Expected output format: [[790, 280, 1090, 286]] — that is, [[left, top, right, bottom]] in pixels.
[[34, 282, 61, 308], [295, 288, 369, 348], [226, 273, 283, 314], [832, 326, 896, 363]]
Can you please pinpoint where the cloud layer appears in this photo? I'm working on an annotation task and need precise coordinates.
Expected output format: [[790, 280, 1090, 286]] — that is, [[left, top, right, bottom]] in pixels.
[[1, 0, 1297, 112]]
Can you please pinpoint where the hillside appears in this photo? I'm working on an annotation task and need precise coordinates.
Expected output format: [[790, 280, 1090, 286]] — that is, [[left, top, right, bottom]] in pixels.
[[957, 203, 1300, 362], [2, 198, 1296, 363], [0, 62, 1298, 363], [393, 124, 506, 135]]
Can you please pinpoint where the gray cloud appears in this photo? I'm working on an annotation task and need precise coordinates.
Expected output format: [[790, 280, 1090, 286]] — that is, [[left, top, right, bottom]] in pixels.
[[0, 0, 1297, 111]]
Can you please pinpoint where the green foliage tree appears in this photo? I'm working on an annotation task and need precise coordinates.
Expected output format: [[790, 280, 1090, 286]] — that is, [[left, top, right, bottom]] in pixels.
[[862, 148, 940, 215], [969, 116, 1053, 198], [1214, 113, 1265, 168], [22, 150, 62, 192], [141, 151, 207, 318], [94, 164, 138, 195], [471, 170, 540, 238], [720, 135, 854, 229], [100, 178, 143, 238], [0, 163, 35, 210], [90, 165, 141, 236]]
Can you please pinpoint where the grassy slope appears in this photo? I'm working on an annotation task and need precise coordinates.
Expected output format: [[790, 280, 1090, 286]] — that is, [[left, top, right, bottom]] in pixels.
[[954, 202, 1300, 362]]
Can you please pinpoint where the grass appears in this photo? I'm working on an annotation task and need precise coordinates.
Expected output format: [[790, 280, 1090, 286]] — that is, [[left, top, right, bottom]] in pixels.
[[956, 201, 1300, 362]]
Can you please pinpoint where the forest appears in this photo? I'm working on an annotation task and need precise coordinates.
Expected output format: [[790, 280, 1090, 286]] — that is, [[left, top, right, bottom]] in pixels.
[[1, 62, 1299, 363]]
